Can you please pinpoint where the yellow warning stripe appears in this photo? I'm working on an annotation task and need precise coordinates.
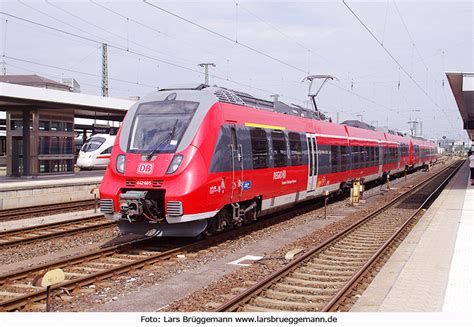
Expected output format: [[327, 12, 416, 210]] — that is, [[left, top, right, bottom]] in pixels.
[[244, 122, 286, 130]]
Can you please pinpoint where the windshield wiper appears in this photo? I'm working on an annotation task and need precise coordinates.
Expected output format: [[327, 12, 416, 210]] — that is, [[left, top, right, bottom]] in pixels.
[[145, 120, 179, 161]]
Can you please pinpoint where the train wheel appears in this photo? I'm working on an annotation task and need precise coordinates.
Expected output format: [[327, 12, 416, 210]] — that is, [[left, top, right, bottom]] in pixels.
[[203, 217, 219, 237], [217, 208, 234, 231], [243, 205, 257, 225], [203, 208, 233, 236]]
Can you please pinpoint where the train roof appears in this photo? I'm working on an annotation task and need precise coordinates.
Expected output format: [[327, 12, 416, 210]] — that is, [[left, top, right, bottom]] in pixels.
[[160, 83, 324, 120], [152, 84, 435, 145]]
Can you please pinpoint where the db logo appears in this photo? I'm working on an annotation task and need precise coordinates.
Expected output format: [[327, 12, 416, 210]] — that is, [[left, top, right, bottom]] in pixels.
[[137, 163, 154, 174]]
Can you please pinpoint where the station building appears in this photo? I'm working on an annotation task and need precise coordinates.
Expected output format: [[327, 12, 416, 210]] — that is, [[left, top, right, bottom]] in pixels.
[[0, 75, 135, 177]]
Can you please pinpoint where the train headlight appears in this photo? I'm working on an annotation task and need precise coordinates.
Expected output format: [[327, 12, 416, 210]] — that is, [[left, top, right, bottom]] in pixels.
[[116, 154, 126, 174], [166, 154, 183, 174]]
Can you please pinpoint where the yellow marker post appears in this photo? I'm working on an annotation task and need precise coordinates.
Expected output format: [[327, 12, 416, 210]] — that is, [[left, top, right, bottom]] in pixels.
[[351, 179, 361, 205]]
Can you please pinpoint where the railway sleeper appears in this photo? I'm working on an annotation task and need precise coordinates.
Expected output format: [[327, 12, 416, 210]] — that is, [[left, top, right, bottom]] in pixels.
[[9, 283, 41, 289], [318, 253, 371, 261], [263, 289, 331, 303], [251, 296, 324, 311], [242, 304, 287, 312], [272, 283, 336, 296], [282, 277, 342, 289], [299, 267, 354, 278], [0, 290, 25, 298], [102, 257, 136, 263], [329, 243, 380, 252], [286, 274, 347, 285], [71, 266, 104, 272], [306, 260, 364, 270], [337, 236, 384, 245], [84, 261, 121, 268], [63, 271, 88, 278], [346, 229, 394, 237], [323, 248, 377, 257]]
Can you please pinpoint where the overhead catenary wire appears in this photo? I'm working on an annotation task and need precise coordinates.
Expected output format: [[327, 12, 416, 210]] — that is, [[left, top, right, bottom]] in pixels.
[[17, 0, 110, 45], [0, 11, 306, 104], [5, 60, 103, 90], [392, 0, 431, 75], [45, 0, 195, 67], [52, 45, 101, 78], [142, 0, 310, 75], [89, 0, 229, 65], [341, 0, 456, 130], [5, 55, 159, 89], [3, 10, 433, 124], [2, 3, 459, 138]]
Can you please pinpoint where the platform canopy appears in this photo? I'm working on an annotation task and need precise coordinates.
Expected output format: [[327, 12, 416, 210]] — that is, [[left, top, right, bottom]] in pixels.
[[446, 72, 474, 140], [0, 82, 135, 121]]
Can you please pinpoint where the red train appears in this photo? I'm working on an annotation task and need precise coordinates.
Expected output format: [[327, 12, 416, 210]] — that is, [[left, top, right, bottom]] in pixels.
[[99, 85, 438, 237]]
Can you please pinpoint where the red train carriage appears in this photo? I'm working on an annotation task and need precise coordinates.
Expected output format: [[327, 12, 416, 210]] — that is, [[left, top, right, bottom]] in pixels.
[[99, 84, 437, 238], [409, 137, 438, 168]]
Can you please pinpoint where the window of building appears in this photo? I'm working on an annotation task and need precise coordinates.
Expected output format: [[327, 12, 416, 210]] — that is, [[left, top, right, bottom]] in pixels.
[[39, 121, 50, 131], [39, 136, 50, 155], [50, 121, 61, 132], [250, 128, 268, 169]]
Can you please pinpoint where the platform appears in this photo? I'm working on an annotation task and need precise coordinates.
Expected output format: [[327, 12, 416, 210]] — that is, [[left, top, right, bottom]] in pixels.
[[351, 161, 473, 312], [0, 170, 104, 209]]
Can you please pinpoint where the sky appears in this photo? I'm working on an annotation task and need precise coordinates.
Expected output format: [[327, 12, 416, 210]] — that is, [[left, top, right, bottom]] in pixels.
[[0, 0, 472, 141]]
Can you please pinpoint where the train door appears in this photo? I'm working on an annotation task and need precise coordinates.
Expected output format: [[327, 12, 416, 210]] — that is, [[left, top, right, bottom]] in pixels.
[[306, 133, 318, 192], [378, 143, 383, 174], [230, 125, 244, 202]]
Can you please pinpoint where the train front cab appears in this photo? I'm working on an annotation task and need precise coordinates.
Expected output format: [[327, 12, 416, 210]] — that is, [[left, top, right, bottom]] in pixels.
[[99, 89, 221, 237]]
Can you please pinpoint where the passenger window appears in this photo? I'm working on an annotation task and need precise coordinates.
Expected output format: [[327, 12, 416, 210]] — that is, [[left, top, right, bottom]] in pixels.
[[250, 128, 269, 169], [271, 130, 287, 167], [340, 146, 350, 171], [351, 146, 360, 169], [101, 146, 113, 154], [288, 132, 303, 166], [331, 145, 340, 172]]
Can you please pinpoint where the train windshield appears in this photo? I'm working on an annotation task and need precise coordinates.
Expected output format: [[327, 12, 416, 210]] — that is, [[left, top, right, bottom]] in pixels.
[[128, 100, 199, 154], [81, 137, 106, 152]]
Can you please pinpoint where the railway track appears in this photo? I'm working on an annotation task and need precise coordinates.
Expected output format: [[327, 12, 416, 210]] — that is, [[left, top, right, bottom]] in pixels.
[[0, 215, 115, 248], [0, 237, 198, 311], [0, 160, 451, 311], [215, 160, 463, 312], [0, 200, 97, 222]]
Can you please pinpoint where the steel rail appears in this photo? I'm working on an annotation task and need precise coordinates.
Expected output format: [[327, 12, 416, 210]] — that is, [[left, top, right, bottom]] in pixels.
[[0, 160, 450, 311], [321, 160, 464, 311], [0, 200, 96, 222], [0, 239, 199, 311], [215, 160, 463, 312], [0, 215, 114, 248]]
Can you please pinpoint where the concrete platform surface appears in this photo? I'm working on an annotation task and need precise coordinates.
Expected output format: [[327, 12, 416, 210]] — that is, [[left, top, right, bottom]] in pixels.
[[352, 162, 473, 312], [0, 170, 104, 191], [0, 170, 104, 210]]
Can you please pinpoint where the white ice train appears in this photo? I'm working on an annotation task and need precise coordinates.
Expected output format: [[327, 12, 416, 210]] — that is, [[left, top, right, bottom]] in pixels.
[[76, 134, 116, 169]]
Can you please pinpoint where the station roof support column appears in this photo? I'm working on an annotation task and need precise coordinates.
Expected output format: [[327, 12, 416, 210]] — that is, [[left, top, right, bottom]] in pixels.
[[22, 109, 30, 176]]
